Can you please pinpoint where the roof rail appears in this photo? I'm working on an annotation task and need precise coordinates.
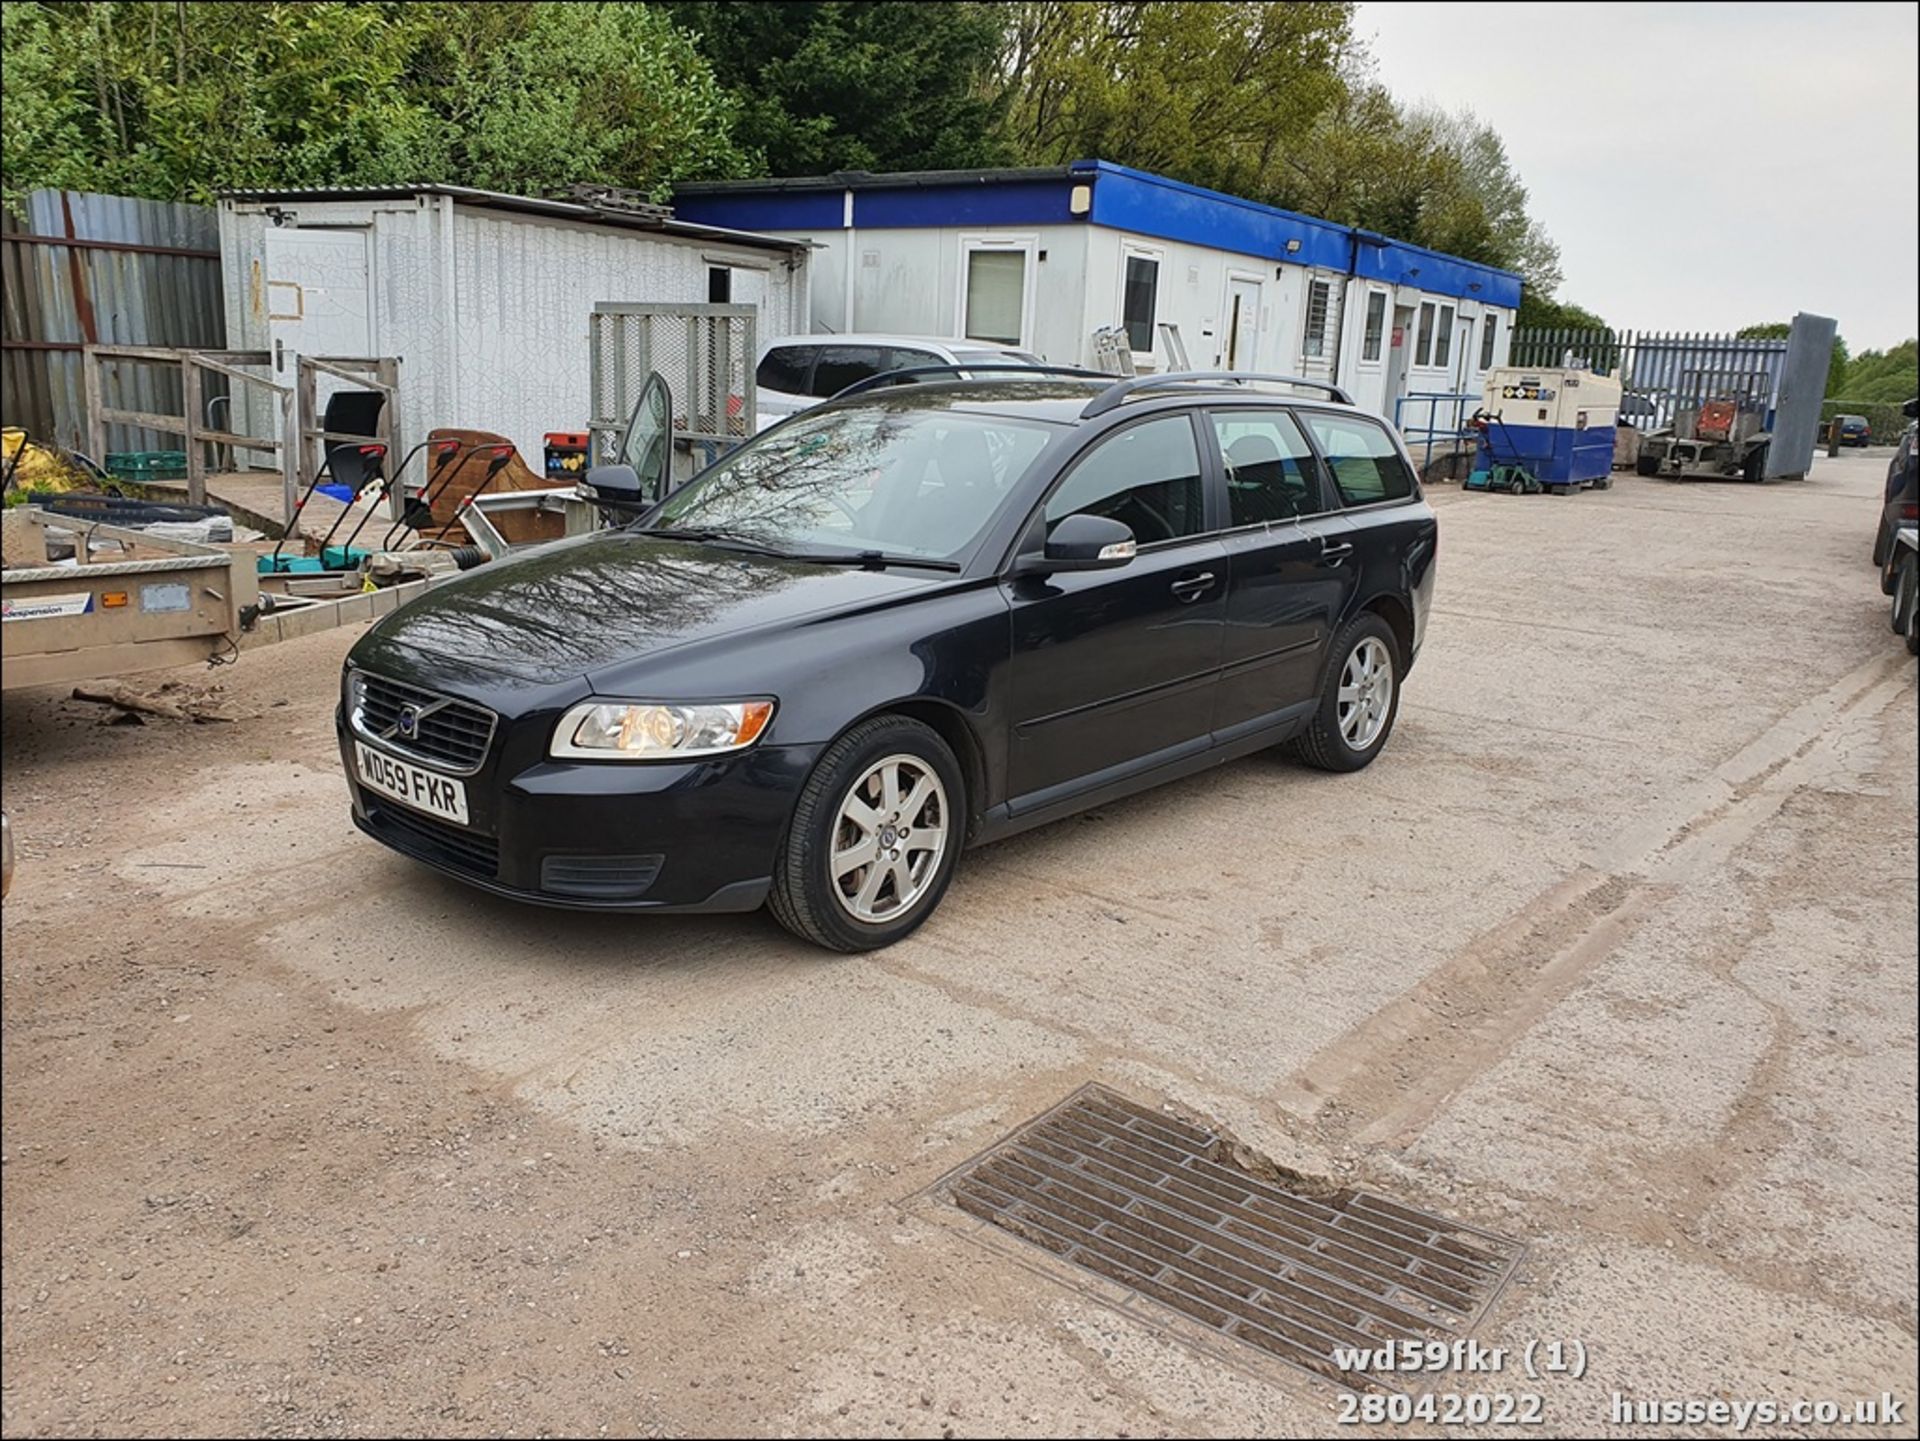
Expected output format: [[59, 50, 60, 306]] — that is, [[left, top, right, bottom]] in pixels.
[[1080, 371, 1353, 418], [829, 364, 1112, 403]]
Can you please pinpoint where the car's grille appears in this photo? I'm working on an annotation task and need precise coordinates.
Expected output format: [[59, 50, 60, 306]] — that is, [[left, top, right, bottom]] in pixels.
[[366, 802, 500, 880], [351, 671, 497, 774]]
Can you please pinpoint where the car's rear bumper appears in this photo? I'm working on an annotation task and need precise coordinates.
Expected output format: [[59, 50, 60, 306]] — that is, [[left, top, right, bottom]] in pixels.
[[339, 712, 818, 912]]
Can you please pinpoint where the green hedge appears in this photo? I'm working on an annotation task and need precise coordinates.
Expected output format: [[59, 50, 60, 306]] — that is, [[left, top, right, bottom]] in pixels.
[[1820, 399, 1907, 441]]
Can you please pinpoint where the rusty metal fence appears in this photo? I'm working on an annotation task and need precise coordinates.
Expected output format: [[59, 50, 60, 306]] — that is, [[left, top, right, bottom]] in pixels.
[[2, 189, 224, 457]]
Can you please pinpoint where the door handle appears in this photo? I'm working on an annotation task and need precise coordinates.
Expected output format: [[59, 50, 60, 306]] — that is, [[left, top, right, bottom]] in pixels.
[[1319, 539, 1354, 562], [1169, 571, 1216, 602]]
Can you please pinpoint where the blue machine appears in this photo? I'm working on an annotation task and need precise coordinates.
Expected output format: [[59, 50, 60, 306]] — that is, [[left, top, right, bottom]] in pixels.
[[1470, 366, 1619, 493]]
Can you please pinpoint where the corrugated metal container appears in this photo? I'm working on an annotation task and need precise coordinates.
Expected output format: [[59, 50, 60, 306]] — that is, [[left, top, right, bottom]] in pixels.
[[217, 186, 812, 462]]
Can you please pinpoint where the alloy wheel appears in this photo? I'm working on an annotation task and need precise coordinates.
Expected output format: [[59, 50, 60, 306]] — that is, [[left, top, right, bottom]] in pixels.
[[1337, 637, 1395, 750], [830, 753, 950, 924]]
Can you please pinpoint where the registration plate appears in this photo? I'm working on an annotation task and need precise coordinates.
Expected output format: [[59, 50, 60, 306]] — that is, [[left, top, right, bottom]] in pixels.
[[355, 742, 470, 825]]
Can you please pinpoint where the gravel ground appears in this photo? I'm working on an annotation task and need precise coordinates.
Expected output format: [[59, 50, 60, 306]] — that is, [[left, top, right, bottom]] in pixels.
[[2, 449, 1914, 1438]]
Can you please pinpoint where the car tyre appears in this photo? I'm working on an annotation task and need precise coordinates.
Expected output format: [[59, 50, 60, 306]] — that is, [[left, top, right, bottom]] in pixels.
[[1293, 613, 1402, 774], [1893, 556, 1918, 650], [769, 714, 964, 953]]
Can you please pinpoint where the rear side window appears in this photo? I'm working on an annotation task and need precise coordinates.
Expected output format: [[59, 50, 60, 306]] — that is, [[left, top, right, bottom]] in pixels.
[[809, 346, 886, 397], [871, 347, 943, 386], [756, 346, 812, 395], [1211, 411, 1323, 524], [1304, 413, 1416, 507], [1046, 415, 1205, 544]]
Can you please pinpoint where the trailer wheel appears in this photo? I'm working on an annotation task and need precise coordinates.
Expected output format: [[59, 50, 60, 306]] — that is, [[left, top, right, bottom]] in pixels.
[[1635, 453, 1661, 477], [1742, 443, 1770, 483]]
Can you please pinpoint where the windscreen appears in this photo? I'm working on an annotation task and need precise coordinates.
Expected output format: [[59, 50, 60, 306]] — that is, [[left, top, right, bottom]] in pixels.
[[648, 404, 1054, 560]]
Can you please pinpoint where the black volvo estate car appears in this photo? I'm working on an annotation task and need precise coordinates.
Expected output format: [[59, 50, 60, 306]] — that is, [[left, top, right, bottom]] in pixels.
[[339, 371, 1438, 951]]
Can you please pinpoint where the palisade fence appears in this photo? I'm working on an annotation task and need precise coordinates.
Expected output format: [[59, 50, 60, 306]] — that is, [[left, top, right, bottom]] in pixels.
[[1, 189, 226, 458], [1508, 326, 1791, 432]]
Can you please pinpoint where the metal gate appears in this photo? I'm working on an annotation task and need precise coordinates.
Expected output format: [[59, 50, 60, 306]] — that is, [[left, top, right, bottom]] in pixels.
[[1766, 314, 1836, 479], [1508, 314, 1835, 478], [587, 302, 756, 486]]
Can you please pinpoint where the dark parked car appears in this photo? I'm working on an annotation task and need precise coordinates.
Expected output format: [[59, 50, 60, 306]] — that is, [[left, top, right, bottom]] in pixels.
[[1874, 396, 1920, 593], [1833, 413, 1873, 447], [338, 372, 1438, 951]]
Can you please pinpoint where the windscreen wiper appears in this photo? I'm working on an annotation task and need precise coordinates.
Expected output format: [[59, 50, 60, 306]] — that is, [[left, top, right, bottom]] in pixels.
[[627, 529, 959, 571], [625, 526, 791, 558], [785, 550, 963, 572]]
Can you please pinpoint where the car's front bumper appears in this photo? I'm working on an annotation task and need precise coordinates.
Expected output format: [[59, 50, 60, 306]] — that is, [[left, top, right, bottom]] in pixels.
[[338, 710, 820, 912]]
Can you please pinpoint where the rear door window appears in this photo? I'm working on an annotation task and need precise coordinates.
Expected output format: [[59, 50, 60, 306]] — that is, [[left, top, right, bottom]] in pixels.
[[756, 346, 813, 395], [1302, 412, 1416, 507], [1209, 410, 1326, 525], [808, 346, 887, 398]]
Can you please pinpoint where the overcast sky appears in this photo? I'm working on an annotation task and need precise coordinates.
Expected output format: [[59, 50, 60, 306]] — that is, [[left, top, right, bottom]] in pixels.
[[1356, 1, 1919, 352]]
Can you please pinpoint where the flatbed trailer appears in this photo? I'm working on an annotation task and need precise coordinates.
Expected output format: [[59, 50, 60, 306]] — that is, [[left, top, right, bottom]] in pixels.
[[2, 508, 435, 691], [3, 510, 262, 690]]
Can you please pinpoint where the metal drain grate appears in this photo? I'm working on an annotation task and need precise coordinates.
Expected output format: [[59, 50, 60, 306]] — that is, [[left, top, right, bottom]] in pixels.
[[942, 1085, 1522, 1391]]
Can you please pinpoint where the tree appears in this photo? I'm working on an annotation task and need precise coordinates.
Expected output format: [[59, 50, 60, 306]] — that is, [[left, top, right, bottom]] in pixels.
[[442, 3, 752, 197], [0, 2, 751, 206], [1830, 340, 1917, 403], [1738, 322, 1851, 397], [995, 1, 1354, 198], [670, 1, 1010, 175], [1516, 292, 1608, 332]]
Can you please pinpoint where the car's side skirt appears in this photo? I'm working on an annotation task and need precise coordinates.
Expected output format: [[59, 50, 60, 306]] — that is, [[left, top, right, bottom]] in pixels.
[[976, 700, 1315, 847]]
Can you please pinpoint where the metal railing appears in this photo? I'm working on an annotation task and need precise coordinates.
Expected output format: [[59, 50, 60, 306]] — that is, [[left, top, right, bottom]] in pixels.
[[1393, 391, 1478, 479], [295, 354, 400, 487], [83, 345, 296, 511], [81, 346, 399, 527]]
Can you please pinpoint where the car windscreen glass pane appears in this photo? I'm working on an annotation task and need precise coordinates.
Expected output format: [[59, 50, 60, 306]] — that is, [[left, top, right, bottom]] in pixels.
[[1304, 412, 1416, 507], [649, 405, 1054, 560]]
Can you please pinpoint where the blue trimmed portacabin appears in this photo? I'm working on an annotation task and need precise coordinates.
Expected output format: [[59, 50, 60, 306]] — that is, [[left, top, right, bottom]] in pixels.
[[672, 160, 1524, 308], [1351, 230, 1523, 310], [1077, 161, 1352, 272], [855, 178, 1082, 229]]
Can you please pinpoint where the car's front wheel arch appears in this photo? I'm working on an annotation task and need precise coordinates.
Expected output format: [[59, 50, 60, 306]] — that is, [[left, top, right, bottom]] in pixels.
[[768, 713, 968, 952], [837, 697, 989, 844]]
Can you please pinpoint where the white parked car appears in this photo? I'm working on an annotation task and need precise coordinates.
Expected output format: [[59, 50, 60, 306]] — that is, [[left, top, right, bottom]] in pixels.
[[753, 334, 1045, 431]]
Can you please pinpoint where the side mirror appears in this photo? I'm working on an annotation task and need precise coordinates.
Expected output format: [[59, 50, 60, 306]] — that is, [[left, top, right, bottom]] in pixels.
[[585, 464, 643, 506], [1903, 396, 1918, 420], [1021, 513, 1138, 575]]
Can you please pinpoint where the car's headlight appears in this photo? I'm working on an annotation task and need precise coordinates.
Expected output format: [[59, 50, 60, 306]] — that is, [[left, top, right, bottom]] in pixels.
[[549, 699, 775, 760]]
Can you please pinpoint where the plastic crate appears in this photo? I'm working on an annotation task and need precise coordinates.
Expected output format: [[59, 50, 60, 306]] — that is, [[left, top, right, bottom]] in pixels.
[[105, 450, 189, 483]]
